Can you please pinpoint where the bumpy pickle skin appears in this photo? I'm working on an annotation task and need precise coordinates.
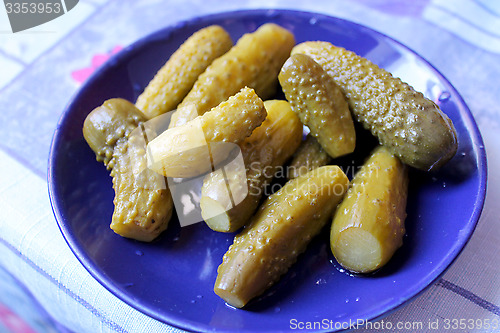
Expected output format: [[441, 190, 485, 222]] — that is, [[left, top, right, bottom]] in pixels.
[[279, 54, 356, 158], [110, 138, 173, 242], [135, 25, 233, 119], [214, 166, 349, 308], [147, 87, 267, 178], [83, 98, 144, 167], [200, 100, 302, 233], [168, 23, 295, 128], [292, 42, 457, 171], [83, 98, 173, 242], [288, 133, 332, 179], [330, 146, 408, 273]]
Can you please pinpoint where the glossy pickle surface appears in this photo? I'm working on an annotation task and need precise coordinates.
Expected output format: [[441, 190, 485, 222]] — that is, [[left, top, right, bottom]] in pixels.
[[279, 53, 356, 159], [214, 166, 349, 308], [330, 146, 408, 273]]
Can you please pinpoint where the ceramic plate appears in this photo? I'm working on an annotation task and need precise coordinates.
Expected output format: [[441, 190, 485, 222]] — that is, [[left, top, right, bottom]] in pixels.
[[48, 9, 487, 332]]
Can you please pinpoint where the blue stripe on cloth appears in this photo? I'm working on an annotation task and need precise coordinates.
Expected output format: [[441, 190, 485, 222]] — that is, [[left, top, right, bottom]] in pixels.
[[437, 278, 500, 317], [0, 49, 27, 66], [432, 3, 500, 39], [0, 145, 45, 179], [0, 266, 64, 332], [0, 237, 129, 333], [472, 0, 500, 17]]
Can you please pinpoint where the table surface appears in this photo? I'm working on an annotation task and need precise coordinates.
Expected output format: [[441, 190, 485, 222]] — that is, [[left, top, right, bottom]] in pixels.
[[0, 0, 499, 332]]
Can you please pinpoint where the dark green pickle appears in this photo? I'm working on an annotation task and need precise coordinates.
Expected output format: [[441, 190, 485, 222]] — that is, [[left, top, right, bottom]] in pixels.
[[279, 53, 356, 159], [214, 166, 349, 308], [288, 133, 332, 179], [292, 42, 458, 171]]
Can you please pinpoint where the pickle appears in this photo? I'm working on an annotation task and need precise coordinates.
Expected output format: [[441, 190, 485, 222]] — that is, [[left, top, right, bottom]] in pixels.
[[169, 23, 295, 128], [83, 98, 173, 242], [83, 98, 144, 167], [200, 100, 302, 232], [135, 25, 233, 119], [330, 146, 408, 273], [110, 138, 173, 242], [147, 87, 266, 178], [279, 54, 356, 158], [288, 134, 332, 179], [292, 42, 457, 171], [214, 166, 349, 308]]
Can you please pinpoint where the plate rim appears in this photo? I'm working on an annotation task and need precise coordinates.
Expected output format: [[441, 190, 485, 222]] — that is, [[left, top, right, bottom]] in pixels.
[[48, 8, 488, 332]]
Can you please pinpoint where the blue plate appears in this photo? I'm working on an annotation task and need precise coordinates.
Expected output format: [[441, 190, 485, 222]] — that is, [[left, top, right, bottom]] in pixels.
[[48, 9, 487, 332]]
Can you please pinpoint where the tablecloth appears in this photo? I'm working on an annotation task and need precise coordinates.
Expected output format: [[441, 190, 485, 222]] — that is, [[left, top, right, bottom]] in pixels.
[[0, 0, 499, 332]]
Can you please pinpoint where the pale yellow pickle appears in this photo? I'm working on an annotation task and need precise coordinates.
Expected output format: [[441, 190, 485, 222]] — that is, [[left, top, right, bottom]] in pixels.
[[200, 100, 302, 232], [330, 146, 408, 273], [147, 87, 266, 178]]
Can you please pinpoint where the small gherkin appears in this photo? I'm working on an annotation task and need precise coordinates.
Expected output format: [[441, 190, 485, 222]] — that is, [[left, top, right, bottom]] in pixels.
[[83, 98, 144, 167], [83, 98, 173, 242], [279, 53, 356, 159], [330, 145, 408, 273], [169, 23, 296, 128], [292, 41, 458, 171], [200, 100, 303, 233], [147, 87, 267, 179], [288, 133, 332, 179], [135, 25, 233, 119], [214, 166, 349, 308]]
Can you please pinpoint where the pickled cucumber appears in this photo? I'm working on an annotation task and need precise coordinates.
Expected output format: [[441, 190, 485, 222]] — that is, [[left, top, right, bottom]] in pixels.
[[288, 134, 332, 179], [135, 25, 233, 119], [214, 166, 349, 308], [83, 98, 144, 167], [200, 100, 302, 232], [279, 54, 356, 158], [330, 146, 408, 273], [168, 23, 295, 128], [292, 42, 457, 171], [110, 137, 173, 241], [83, 98, 173, 241], [147, 87, 266, 178]]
